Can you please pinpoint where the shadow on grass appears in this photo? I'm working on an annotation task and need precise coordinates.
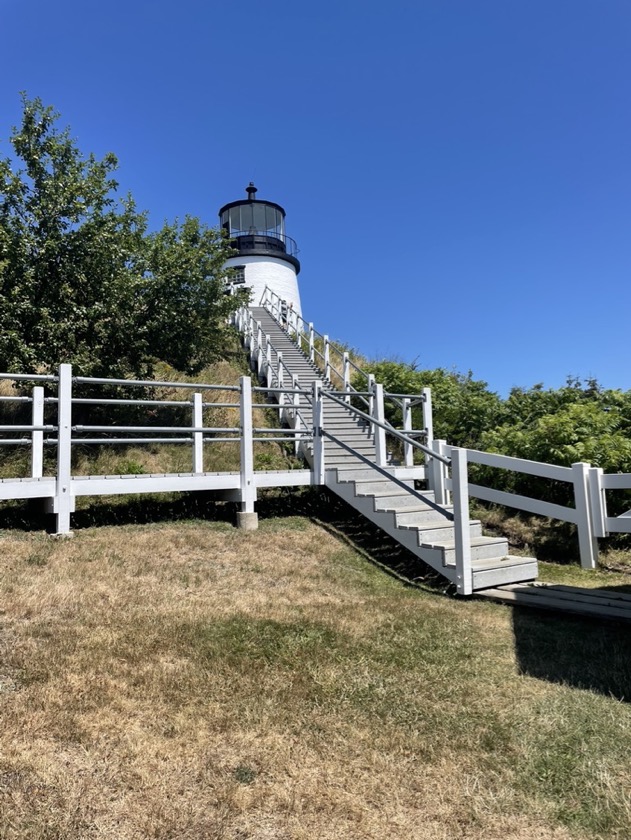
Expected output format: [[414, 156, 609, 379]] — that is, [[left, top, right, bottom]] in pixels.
[[512, 606, 631, 702], [0, 493, 237, 533]]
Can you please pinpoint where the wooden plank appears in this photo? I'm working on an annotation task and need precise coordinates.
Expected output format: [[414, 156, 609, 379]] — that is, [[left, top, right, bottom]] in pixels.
[[503, 584, 631, 609], [463, 448, 572, 481], [477, 585, 631, 622], [601, 473, 631, 490], [606, 516, 631, 534], [467, 483, 579, 523], [527, 583, 631, 604]]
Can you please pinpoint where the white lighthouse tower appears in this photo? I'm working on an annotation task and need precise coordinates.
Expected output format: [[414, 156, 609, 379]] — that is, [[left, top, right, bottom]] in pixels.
[[219, 183, 302, 316]]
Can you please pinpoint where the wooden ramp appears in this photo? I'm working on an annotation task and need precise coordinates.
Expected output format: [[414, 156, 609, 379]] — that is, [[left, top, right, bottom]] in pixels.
[[476, 582, 631, 623]]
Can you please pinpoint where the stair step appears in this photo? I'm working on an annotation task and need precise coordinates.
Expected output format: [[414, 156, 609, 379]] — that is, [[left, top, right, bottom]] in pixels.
[[435, 537, 510, 566], [471, 556, 538, 590], [244, 310, 538, 593], [413, 521, 482, 543], [374, 492, 438, 510], [394, 505, 452, 526]]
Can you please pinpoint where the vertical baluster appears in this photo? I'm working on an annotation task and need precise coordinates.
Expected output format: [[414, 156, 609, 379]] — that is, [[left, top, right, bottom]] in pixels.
[[451, 447, 472, 596], [402, 397, 413, 467], [31, 386, 44, 479], [55, 364, 73, 535], [192, 392, 203, 474], [237, 375, 257, 530]]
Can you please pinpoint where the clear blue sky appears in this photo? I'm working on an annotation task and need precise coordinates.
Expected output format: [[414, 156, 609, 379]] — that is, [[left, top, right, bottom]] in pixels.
[[1, 0, 629, 396]]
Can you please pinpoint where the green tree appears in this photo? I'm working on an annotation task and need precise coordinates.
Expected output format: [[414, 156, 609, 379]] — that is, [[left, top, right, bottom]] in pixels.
[[357, 359, 502, 449], [0, 95, 246, 378], [142, 216, 247, 373]]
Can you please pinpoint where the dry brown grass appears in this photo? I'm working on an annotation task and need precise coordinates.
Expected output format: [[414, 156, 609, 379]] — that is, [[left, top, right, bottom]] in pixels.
[[0, 517, 630, 839]]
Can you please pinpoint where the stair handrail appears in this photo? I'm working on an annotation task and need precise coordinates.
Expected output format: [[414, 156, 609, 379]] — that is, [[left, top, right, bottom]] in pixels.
[[259, 289, 432, 437], [259, 351, 313, 444], [322, 389, 450, 466], [240, 297, 435, 466], [320, 428, 453, 516], [261, 288, 371, 404]]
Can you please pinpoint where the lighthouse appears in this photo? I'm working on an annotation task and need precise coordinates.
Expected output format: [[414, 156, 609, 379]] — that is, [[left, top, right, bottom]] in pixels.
[[219, 183, 302, 316]]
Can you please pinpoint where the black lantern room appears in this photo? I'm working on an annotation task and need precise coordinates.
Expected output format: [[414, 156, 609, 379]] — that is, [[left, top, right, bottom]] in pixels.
[[218, 183, 300, 273]]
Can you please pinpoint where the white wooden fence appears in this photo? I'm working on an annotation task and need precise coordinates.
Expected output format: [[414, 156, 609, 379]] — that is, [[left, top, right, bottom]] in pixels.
[[0, 358, 628, 578], [0, 366, 314, 534]]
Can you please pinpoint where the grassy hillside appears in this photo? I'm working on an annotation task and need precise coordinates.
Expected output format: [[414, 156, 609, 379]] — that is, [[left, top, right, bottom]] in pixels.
[[0, 514, 630, 839]]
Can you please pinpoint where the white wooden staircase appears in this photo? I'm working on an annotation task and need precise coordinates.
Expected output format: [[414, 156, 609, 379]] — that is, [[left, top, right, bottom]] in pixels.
[[243, 306, 538, 594]]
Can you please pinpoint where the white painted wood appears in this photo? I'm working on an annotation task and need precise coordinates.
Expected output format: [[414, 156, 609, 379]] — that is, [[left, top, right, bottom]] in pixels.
[[239, 376, 256, 513], [464, 448, 572, 481], [606, 516, 631, 533], [192, 393, 203, 474], [343, 352, 350, 403], [402, 398, 413, 467], [312, 381, 325, 484], [572, 462, 599, 569], [367, 374, 375, 432], [431, 439, 448, 505], [55, 364, 73, 534], [31, 386, 44, 479], [372, 383, 387, 467], [0, 477, 55, 500], [588, 467, 607, 538], [467, 483, 579, 523], [422, 387, 434, 475], [324, 335, 330, 381], [601, 473, 631, 490], [291, 375, 299, 455], [72, 473, 241, 496], [451, 447, 473, 596], [254, 470, 314, 488]]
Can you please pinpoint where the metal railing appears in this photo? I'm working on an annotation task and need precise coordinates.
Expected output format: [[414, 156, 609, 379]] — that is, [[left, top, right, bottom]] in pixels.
[[228, 230, 299, 257], [245, 290, 434, 460]]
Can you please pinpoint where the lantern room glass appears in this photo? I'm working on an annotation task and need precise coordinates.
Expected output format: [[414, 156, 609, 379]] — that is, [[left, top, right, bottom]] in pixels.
[[221, 204, 285, 240]]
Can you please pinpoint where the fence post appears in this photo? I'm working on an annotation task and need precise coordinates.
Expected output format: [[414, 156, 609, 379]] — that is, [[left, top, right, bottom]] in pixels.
[[324, 335, 330, 381], [256, 321, 263, 373], [277, 353, 285, 422], [246, 314, 254, 350], [572, 462, 599, 569], [192, 392, 203, 474], [312, 380, 325, 484], [372, 382, 387, 467], [367, 374, 375, 433], [31, 385, 44, 479], [422, 387, 434, 475], [292, 375, 301, 456], [238, 376, 257, 530], [402, 397, 414, 467], [248, 316, 256, 370], [430, 439, 448, 505], [451, 447, 472, 596], [55, 364, 73, 535], [588, 466, 607, 538], [343, 353, 351, 403], [308, 323, 315, 362], [265, 335, 272, 384]]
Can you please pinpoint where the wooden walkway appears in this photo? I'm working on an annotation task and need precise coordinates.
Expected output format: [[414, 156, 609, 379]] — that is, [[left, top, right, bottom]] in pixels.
[[476, 582, 631, 622]]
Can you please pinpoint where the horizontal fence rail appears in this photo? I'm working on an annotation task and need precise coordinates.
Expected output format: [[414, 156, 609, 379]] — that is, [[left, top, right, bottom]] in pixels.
[[0, 365, 320, 533], [0, 347, 626, 579]]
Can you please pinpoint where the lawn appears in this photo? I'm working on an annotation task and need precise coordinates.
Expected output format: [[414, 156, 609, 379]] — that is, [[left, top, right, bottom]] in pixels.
[[0, 510, 630, 839]]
